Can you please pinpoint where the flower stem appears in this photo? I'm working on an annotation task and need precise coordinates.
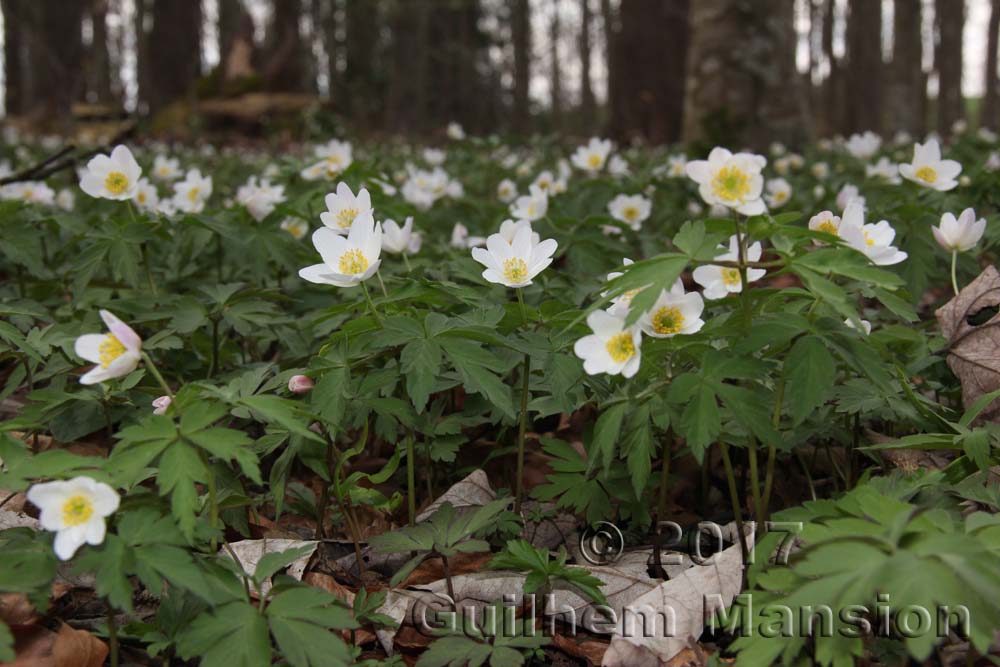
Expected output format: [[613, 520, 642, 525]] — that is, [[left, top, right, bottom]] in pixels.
[[406, 431, 417, 527], [652, 430, 673, 579], [402, 252, 413, 273], [719, 443, 750, 571], [360, 282, 382, 327], [106, 600, 119, 667], [515, 288, 529, 326], [951, 250, 960, 296], [760, 373, 784, 523], [141, 352, 175, 403], [127, 201, 157, 295], [514, 353, 531, 515], [376, 270, 388, 297]]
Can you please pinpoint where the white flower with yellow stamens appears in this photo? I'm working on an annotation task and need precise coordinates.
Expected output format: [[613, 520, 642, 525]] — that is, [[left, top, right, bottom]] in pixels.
[[498, 219, 540, 245], [172, 168, 212, 213], [574, 309, 642, 378], [608, 194, 651, 231], [765, 178, 792, 208], [899, 139, 961, 191], [447, 122, 466, 140], [509, 184, 548, 222], [382, 216, 421, 255], [497, 178, 518, 203], [56, 188, 75, 211], [79, 145, 141, 201], [471, 225, 557, 288], [27, 476, 119, 560], [811, 161, 829, 180], [152, 155, 181, 182], [73, 310, 142, 385], [845, 131, 882, 159], [320, 182, 373, 234], [838, 200, 908, 266], [692, 235, 767, 300], [638, 284, 705, 339], [532, 170, 555, 192], [808, 210, 842, 243], [299, 215, 382, 288], [134, 178, 159, 212], [685, 147, 767, 216], [605, 258, 642, 315], [570, 137, 613, 174], [865, 157, 901, 184], [932, 208, 986, 253], [281, 217, 309, 240], [423, 148, 446, 166]]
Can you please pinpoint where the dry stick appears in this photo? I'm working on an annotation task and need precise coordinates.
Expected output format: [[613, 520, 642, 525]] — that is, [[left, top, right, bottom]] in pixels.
[[0, 122, 138, 187]]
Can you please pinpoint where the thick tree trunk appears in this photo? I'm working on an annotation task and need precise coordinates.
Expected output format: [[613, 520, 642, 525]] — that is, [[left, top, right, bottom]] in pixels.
[[511, 0, 531, 133], [819, 0, 841, 136], [983, 0, 1000, 128], [549, 1, 563, 124], [30, 0, 86, 124], [613, 0, 689, 143], [888, 0, 926, 136], [86, 0, 116, 105], [218, 0, 244, 68], [134, 0, 149, 112], [263, 0, 310, 92], [1, 0, 26, 116], [578, 0, 596, 130], [148, 0, 202, 112], [935, 0, 965, 135], [844, 0, 882, 134], [682, 0, 801, 148], [344, 0, 380, 121]]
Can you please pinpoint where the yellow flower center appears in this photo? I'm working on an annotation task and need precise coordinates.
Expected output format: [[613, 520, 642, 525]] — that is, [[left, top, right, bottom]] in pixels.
[[711, 166, 751, 202], [526, 205, 536, 217], [62, 495, 94, 526], [502, 258, 529, 283], [338, 249, 369, 274], [187, 187, 200, 203], [773, 191, 788, 203], [864, 231, 875, 247], [721, 268, 742, 287], [817, 221, 838, 235], [587, 154, 603, 169], [915, 166, 937, 183], [99, 334, 126, 368], [605, 332, 635, 363], [651, 306, 684, 335], [137, 191, 146, 204], [105, 171, 129, 195], [623, 206, 639, 221], [336, 207, 359, 229]]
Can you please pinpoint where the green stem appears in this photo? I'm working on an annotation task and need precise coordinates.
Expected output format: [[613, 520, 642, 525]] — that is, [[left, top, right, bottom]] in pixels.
[[141, 352, 176, 404], [402, 252, 413, 273], [652, 430, 673, 579], [748, 436, 763, 527], [204, 452, 220, 552], [515, 288, 529, 326], [215, 234, 223, 283], [208, 317, 220, 379], [760, 374, 784, 523], [376, 270, 388, 297], [733, 218, 752, 331], [514, 354, 531, 515], [128, 201, 156, 294], [407, 432, 417, 527], [360, 281, 382, 326], [951, 250, 960, 296], [106, 600, 119, 667], [719, 443, 750, 571]]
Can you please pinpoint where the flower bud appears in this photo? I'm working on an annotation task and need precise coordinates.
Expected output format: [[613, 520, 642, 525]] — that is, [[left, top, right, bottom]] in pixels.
[[288, 375, 314, 394], [152, 396, 172, 415]]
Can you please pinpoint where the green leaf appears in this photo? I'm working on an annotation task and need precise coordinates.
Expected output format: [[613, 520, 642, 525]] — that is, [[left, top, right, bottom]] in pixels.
[[157, 441, 208, 540], [588, 402, 628, 472], [176, 601, 271, 667], [254, 544, 318, 584], [784, 335, 836, 424], [266, 586, 355, 667]]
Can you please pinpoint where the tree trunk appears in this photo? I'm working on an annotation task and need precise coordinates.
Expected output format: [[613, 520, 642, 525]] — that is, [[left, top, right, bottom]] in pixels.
[[1, 0, 26, 116], [887, 0, 925, 136], [613, 0, 689, 143], [549, 1, 563, 125], [936, 0, 965, 135], [844, 0, 882, 134], [87, 0, 116, 106], [218, 0, 244, 68], [148, 0, 202, 112], [511, 0, 531, 133], [344, 0, 380, 121], [983, 0, 1000, 128], [263, 0, 310, 92], [682, 0, 801, 148], [600, 0, 623, 136], [29, 0, 86, 124], [134, 0, 149, 112], [578, 0, 596, 130]]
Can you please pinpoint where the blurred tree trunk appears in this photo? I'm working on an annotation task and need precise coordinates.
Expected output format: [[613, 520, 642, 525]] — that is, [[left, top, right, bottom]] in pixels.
[[613, 0, 689, 143], [983, 0, 1000, 128], [323, 0, 338, 100], [1, 0, 27, 116], [601, 0, 623, 136], [134, 0, 150, 112], [511, 0, 531, 133], [148, 0, 202, 112], [344, 0, 380, 121], [218, 0, 244, 68], [549, 1, 563, 125], [818, 0, 841, 136], [888, 0, 926, 136], [263, 0, 311, 92], [844, 0, 882, 134], [86, 0, 116, 106], [578, 0, 596, 130], [30, 0, 86, 124], [682, 0, 801, 148], [936, 0, 965, 135]]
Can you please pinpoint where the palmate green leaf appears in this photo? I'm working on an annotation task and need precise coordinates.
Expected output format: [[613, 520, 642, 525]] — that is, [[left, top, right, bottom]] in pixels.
[[157, 440, 209, 540], [668, 374, 719, 462], [784, 335, 837, 424], [254, 544, 318, 584], [793, 248, 905, 289], [240, 394, 323, 442], [716, 383, 782, 448], [962, 429, 993, 471], [622, 404, 654, 498], [416, 636, 493, 667], [587, 401, 627, 473], [266, 585, 355, 667], [176, 600, 271, 667], [185, 427, 263, 485], [401, 339, 442, 412], [73, 535, 134, 611], [791, 265, 858, 321]]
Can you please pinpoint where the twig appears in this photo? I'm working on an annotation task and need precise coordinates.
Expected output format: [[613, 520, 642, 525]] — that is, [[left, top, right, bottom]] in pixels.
[[0, 122, 137, 186]]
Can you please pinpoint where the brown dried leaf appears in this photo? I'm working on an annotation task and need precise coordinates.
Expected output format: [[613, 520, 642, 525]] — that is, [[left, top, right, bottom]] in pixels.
[[398, 552, 494, 588], [221, 539, 317, 596], [552, 633, 610, 666], [0, 593, 38, 627], [415, 469, 496, 522], [936, 265, 1000, 421], [51, 623, 108, 667]]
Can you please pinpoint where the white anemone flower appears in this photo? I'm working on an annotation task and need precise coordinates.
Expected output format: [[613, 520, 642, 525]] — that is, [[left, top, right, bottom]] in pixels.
[[838, 200, 908, 266], [382, 216, 421, 254], [27, 476, 119, 560], [605, 258, 641, 315], [79, 145, 141, 200], [152, 155, 181, 181], [764, 178, 792, 208], [811, 162, 830, 179], [299, 216, 382, 288], [574, 309, 642, 378], [570, 137, 613, 174], [471, 225, 557, 288], [172, 169, 212, 213], [692, 235, 767, 300], [320, 183, 373, 234], [56, 188, 75, 211], [451, 223, 486, 249], [844, 318, 873, 335], [845, 131, 882, 159], [608, 194, 652, 230], [498, 218, 541, 245], [236, 176, 286, 222], [865, 157, 901, 184], [134, 178, 159, 212], [608, 155, 630, 177], [836, 184, 865, 211], [497, 178, 518, 203], [685, 147, 767, 215], [899, 139, 961, 191], [74, 310, 142, 385], [808, 211, 842, 243], [638, 283, 705, 339], [932, 208, 986, 253], [447, 122, 466, 140], [532, 170, 555, 192], [423, 148, 446, 166], [280, 217, 309, 240], [509, 184, 548, 222]]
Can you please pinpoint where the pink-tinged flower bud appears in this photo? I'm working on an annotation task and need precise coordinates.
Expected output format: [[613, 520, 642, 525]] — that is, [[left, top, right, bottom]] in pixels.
[[288, 375, 314, 394], [152, 396, 172, 415]]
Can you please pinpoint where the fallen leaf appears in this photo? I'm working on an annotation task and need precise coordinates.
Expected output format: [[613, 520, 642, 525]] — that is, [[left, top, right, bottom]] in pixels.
[[221, 539, 317, 596], [0, 510, 39, 531], [51, 623, 108, 667], [936, 265, 1000, 422], [521, 501, 578, 550], [0, 593, 38, 627], [416, 469, 496, 522], [303, 572, 356, 605], [552, 633, 610, 666], [399, 551, 494, 587]]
